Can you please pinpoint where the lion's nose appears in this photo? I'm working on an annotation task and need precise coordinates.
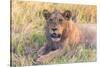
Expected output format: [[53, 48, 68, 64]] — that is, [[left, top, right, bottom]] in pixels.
[[52, 28, 57, 31]]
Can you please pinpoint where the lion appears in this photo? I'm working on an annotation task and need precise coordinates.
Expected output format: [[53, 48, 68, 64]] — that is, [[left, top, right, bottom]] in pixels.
[[35, 9, 96, 64]]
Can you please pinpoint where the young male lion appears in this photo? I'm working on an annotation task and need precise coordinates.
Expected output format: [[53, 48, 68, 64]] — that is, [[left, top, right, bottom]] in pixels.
[[36, 9, 96, 64]]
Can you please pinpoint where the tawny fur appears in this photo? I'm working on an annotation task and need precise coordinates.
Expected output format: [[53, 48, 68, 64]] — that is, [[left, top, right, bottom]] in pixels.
[[36, 10, 96, 64]]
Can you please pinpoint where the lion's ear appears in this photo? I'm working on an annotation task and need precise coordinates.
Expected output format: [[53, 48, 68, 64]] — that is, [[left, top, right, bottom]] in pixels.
[[43, 9, 51, 19], [63, 10, 72, 20]]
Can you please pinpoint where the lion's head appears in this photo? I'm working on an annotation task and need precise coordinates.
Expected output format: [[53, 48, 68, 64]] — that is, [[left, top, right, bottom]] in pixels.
[[43, 9, 72, 42]]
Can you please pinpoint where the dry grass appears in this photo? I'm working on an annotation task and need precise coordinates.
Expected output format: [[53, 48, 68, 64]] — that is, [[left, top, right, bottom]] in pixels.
[[11, 0, 96, 66]]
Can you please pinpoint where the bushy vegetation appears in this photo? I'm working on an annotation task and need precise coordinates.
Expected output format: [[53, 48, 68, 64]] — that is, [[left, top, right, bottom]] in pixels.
[[11, 0, 96, 66]]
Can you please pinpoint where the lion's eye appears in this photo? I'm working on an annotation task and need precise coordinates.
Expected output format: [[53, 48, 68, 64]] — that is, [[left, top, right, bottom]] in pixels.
[[49, 18, 53, 22], [59, 18, 63, 22]]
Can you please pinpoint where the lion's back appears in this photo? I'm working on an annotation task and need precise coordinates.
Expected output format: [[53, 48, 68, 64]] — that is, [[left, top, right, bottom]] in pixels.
[[76, 24, 96, 48]]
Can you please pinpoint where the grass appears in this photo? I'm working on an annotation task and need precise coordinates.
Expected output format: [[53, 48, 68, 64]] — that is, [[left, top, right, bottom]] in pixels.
[[11, 0, 96, 66]]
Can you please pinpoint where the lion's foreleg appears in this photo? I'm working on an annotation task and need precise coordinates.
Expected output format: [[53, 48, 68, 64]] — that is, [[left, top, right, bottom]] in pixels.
[[36, 48, 66, 64], [37, 45, 46, 57]]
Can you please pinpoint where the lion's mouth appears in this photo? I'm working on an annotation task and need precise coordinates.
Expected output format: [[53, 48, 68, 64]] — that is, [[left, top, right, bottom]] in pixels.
[[50, 33, 61, 42]]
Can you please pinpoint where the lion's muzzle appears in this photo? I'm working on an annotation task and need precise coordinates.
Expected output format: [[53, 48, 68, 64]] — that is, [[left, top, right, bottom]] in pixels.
[[50, 33, 61, 42]]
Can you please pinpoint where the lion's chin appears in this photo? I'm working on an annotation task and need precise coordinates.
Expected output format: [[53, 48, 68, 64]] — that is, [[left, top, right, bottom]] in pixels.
[[51, 38, 61, 42]]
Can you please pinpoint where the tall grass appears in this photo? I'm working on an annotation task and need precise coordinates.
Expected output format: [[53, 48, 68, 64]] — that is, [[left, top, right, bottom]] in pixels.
[[11, 0, 96, 66]]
